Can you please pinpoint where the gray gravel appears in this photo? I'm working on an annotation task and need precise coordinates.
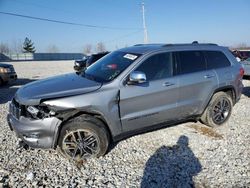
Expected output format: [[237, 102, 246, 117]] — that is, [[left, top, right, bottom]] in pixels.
[[0, 61, 250, 187]]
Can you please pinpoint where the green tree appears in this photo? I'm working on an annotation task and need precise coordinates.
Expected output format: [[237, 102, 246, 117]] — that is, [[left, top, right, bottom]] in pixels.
[[23, 37, 36, 53]]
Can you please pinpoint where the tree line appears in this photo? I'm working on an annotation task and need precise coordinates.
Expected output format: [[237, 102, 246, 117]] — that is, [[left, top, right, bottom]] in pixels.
[[0, 37, 107, 55]]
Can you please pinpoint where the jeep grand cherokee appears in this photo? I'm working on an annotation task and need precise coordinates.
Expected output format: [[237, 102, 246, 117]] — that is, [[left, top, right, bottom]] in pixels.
[[7, 43, 244, 161]]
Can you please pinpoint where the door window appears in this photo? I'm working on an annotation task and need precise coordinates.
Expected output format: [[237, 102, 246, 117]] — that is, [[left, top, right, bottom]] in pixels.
[[175, 51, 206, 74], [205, 51, 231, 69], [135, 53, 173, 81]]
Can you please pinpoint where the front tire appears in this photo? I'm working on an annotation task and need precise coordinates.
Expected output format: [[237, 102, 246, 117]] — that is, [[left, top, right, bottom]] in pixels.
[[0, 78, 3, 86], [201, 92, 233, 127], [58, 115, 110, 161]]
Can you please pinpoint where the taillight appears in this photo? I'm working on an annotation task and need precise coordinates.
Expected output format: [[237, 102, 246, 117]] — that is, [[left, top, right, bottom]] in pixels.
[[240, 67, 245, 77]]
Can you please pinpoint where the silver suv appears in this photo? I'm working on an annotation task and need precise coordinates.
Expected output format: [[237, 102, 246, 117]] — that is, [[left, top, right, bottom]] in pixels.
[[7, 43, 244, 161]]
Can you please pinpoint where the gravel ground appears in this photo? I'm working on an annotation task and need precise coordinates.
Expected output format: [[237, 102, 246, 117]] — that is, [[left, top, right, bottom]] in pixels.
[[0, 61, 250, 187]]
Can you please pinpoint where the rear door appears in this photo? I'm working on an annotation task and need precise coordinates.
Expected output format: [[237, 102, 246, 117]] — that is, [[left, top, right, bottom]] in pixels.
[[174, 50, 218, 117], [119, 52, 180, 132]]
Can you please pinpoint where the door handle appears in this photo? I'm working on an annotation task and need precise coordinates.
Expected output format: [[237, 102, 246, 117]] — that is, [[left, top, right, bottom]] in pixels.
[[163, 82, 175, 87], [204, 74, 215, 79]]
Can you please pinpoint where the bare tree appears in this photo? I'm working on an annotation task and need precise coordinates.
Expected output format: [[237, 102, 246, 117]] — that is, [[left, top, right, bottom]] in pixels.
[[46, 44, 60, 53], [0, 42, 10, 54], [11, 39, 22, 54], [96, 42, 106, 53], [236, 43, 248, 49], [83, 44, 92, 55]]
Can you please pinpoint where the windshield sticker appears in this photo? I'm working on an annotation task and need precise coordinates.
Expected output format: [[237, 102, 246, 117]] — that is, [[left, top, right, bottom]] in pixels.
[[123, 54, 138, 60]]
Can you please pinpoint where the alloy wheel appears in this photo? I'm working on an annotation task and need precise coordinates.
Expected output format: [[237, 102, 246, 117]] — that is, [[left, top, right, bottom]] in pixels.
[[62, 129, 100, 160], [212, 98, 231, 125]]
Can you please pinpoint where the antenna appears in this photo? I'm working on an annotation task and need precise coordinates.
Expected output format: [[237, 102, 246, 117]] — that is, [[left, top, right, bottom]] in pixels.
[[142, 2, 148, 43]]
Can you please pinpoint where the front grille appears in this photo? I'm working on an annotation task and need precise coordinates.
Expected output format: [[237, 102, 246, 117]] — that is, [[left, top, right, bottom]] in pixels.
[[10, 99, 22, 119]]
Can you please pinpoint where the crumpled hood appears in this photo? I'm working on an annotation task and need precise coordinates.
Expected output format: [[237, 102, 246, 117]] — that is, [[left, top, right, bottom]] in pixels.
[[15, 73, 102, 105]]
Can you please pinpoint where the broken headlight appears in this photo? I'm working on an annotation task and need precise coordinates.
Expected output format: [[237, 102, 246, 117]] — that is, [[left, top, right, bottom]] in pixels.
[[27, 106, 39, 116], [26, 105, 56, 119]]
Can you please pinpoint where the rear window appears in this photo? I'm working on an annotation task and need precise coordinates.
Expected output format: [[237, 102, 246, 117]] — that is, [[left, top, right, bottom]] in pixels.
[[205, 51, 231, 69], [175, 51, 206, 74]]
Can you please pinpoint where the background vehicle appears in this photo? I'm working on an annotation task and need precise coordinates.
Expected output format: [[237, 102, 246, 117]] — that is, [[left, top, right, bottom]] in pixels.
[[74, 52, 109, 72], [238, 50, 250, 60], [0, 63, 17, 86], [240, 57, 250, 76], [232, 49, 250, 61], [8, 43, 243, 161]]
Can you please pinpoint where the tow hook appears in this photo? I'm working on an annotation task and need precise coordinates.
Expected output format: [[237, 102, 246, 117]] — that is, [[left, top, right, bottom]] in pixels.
[[17, 139, 29, 150]]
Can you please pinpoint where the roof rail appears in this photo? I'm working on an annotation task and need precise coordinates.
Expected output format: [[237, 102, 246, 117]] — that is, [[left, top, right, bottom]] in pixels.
[[162, 44, 174, 47], [205, 43, 218, 46], [134, 43, 165, 46], [192, 41, 218, 45], [163, 42, 218, 47], [135, 42, 218, 48]]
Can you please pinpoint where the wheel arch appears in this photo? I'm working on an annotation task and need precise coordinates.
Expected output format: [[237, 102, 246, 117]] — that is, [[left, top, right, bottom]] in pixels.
[[54, 109, 114, 148], [213, 86, 236, 104], [200, 85, 236, 119]]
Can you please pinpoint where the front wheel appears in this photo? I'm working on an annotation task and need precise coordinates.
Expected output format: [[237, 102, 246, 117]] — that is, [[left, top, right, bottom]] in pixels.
[[58, 115, 110, 161], [201, 92, 233, 127], [0, 78, 3, 86]]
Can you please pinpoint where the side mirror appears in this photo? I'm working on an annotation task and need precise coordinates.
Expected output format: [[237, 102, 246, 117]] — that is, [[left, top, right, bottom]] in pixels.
[[127, 71, 147, 85]]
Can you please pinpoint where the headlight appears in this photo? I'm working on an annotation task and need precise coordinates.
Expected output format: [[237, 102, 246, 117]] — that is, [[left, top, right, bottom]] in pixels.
[[0, 67, 11, 73], [27, 106, 39, 116], [75, 62, 80, 66], [27, 105, 56, 119]]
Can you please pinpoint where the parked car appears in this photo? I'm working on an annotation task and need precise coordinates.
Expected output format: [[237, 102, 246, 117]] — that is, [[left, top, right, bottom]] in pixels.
[[8, 42, 244, 161], [0, 63, 17, 86], [240, 57, 250, 76], [232, 50, 250, 61], [238, 50, 250, 60], [74, 52, 109, 72], [73, 56, 88, 72]]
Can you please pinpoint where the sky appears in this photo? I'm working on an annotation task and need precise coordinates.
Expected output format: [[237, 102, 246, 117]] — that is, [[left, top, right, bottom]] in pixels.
[[0, 0, 250, 53]]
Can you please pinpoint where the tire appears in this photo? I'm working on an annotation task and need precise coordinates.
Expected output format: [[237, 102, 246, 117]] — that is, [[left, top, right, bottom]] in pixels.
[[200, 92, 233, 127], [58, 114, 110, 161], [0, 78, 3, 86]]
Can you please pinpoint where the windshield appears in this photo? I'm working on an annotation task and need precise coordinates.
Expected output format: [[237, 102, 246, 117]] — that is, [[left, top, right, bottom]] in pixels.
[[83, 51, 141, 83]]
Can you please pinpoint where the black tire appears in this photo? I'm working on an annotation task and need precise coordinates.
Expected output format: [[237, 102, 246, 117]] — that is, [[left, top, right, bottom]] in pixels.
[[58, 114, 110, 161], [200, 92, 233, 127], [0, 78, 3, 86]]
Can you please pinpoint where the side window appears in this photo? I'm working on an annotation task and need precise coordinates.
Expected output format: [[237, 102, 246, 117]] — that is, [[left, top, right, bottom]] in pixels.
[[135, 53, 173, 81], [175, 51, 206, 74], [205, 51, 231, 69]]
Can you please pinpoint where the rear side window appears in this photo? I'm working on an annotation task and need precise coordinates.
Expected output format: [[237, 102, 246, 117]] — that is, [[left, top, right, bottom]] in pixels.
[[135, 52, 173, 81], [175, 51, 206, 74], [205, 51, 231, 69]]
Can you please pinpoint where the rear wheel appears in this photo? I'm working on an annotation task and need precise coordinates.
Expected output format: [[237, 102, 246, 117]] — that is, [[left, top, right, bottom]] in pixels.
[[201, 92, 233, 127], [58, 115, 110, 161]]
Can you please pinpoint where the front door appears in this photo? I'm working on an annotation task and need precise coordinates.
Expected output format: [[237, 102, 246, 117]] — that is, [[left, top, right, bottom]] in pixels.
[[119, 52, 180, 132]]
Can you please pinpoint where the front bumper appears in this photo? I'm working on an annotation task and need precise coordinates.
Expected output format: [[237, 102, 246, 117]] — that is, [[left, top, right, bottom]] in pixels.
[[7, 113, 62, 149]]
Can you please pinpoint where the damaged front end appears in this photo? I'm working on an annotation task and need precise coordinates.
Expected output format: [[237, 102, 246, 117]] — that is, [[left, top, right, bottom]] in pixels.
[[7, 98, 63, 149]]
